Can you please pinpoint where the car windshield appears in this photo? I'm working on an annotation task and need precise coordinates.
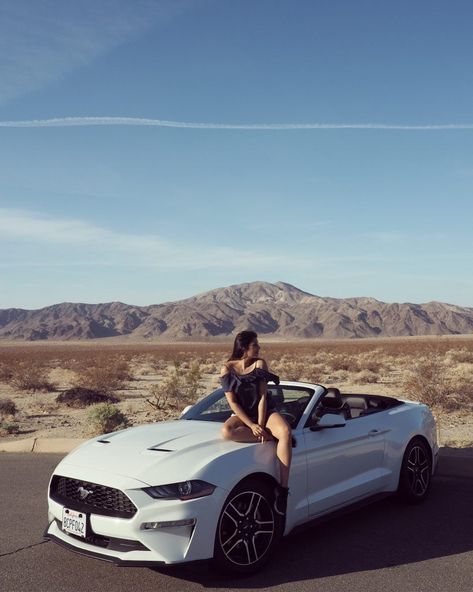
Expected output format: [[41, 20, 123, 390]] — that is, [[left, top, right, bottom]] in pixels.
[[181, 385, 317, 429]]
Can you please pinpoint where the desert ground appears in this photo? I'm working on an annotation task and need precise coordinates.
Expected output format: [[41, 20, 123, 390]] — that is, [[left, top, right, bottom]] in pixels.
[[0, 336, 472, 447]]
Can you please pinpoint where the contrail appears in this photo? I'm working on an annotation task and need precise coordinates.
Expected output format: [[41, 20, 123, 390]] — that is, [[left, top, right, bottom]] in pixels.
[[1, 116, 473, 130]]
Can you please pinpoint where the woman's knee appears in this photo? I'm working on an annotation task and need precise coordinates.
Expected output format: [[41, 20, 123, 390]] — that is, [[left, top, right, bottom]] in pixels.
[[273, 422, 291, 442], [221, 424, 233, 440]]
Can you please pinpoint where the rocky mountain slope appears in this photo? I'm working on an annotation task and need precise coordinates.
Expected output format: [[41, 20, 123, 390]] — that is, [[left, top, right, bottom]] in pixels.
[[1, 281, 473, 340]]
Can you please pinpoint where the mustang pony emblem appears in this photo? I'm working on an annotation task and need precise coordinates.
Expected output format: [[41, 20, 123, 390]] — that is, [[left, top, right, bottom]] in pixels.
[[77, 486, 94, 500]]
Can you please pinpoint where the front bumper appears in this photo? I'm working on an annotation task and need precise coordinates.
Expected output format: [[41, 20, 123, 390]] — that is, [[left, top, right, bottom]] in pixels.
[[45, 472, 228, 565]]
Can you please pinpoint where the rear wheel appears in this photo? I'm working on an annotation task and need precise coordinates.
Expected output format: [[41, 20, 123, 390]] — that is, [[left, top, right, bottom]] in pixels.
[[214, 478, 280, 575], [398, 438, 432, 503]]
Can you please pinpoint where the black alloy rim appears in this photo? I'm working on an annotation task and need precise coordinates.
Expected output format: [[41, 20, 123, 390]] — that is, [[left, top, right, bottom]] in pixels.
[[219, 490, 275, 566], [406, 445, 430, 496]]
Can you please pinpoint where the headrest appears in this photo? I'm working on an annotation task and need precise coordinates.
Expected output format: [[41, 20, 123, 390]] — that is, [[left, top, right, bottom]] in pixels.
[[320, 390, 343, 409], [268, 387, 284, 405]]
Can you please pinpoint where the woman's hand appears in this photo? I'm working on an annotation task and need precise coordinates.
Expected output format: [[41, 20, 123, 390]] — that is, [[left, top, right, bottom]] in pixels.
[[251, 423, 271, 442]]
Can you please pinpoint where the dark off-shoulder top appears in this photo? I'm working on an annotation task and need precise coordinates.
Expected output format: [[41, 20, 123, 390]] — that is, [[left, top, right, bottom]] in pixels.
[[220, 367, 280, 421]]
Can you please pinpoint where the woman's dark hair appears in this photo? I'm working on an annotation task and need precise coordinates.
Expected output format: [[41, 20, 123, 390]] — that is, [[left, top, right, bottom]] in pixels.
[[228, 330, 258, 360]]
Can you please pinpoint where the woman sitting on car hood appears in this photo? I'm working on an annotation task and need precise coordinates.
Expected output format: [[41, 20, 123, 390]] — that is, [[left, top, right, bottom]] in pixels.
[[220, 330, 292, 516]]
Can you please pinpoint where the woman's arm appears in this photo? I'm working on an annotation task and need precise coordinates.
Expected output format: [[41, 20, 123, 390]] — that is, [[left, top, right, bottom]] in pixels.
[[257, 390, 267, 428], [225, 392, 268, 439]]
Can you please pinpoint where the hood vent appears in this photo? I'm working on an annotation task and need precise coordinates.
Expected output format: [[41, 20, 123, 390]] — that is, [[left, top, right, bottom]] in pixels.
[[147, 446, 173, 452]]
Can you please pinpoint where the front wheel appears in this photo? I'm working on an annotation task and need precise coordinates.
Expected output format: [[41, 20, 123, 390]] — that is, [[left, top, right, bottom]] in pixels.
[[213, 478, 280, 575], [398, 438, 432, 503]]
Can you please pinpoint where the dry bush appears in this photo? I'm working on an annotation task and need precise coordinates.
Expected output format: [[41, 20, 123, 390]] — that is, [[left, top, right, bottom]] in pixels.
[[56, 387, 120, 408], [352, 370, 380, 384], [0, 398, 17, 418], [271, 359, 306, 381], [200, 361, 219, 374], [146, 383, 170, 410], [0, 363, 13, 383], [354, 352, 385, 374], [146, 360, 204, 413], [323, 369, 350, 383], [9, 361, 55, 392], [402, 355, 454, 408], [110, 357, 133, 381], [445, 348, 473, 365], [297, 362, 328, 384], [324, 354, 361, 373], [73, 357, 131, 394], [147, 356, 168, 375], [445, 364, 473, 404], [87, 403, 129, 435]]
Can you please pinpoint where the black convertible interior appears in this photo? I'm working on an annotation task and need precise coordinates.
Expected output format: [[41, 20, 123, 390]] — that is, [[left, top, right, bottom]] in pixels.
[[314, 388, 404, 421], [182, 385, 404, 428]]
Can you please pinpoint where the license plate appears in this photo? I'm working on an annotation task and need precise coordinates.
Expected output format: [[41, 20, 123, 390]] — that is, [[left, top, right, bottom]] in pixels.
[[62, 508, 87, 538]]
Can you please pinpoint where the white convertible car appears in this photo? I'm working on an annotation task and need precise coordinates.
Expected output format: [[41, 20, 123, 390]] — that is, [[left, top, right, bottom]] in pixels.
[[45, 382, 438, 574]]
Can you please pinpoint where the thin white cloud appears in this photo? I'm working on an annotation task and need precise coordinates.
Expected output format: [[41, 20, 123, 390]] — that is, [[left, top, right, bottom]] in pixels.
[[0, 208, 306, 270], [2, 117, 473, 130], [0, 1, 189, 104]]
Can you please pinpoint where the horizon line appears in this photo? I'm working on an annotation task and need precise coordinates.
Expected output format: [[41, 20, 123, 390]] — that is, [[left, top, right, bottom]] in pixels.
[[1, 117, 473, 130]]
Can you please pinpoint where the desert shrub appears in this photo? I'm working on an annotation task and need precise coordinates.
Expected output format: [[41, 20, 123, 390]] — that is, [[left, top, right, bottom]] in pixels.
[[402, 355, 453, 408], [0, 422, 20, 436], [87, 403, 129, 435], [355, 352, 384, 374], [352, 370, 379, 384], [73, 358, 131, 393], [56, 387, 119, 408], [445, 363, 473, 404], [200, 361, 219, 374], [325, 354, 360, 373], [9, 361, 55, 392], [272, 360, 306, 381], [0, 363, 13, 383], [0, 398, 17, 417], [146, 360, 204, 413], [184, 361, 204, 396], [146, 356, 168, 374], [445, 348, 473, 365], [146, 383, 170, 410], [112, 358, 133, 381]]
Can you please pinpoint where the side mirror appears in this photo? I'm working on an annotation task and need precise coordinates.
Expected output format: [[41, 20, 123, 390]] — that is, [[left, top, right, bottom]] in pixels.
[[180, 404, 193, 418], [310, 413, 346, 431]]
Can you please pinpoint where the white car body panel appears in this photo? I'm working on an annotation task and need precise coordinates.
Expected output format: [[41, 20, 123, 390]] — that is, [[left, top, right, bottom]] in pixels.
[[45, 381, 438, 566]]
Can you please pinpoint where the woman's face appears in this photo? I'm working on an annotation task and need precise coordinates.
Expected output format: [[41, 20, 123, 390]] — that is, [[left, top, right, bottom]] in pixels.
[[245, 338, 260, 358]]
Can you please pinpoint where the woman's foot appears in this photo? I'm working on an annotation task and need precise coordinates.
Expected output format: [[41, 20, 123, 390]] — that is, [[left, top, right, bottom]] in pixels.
[[274, 485, 289, 516]]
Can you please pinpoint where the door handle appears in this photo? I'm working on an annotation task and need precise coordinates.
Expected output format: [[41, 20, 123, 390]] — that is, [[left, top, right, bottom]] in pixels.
[[368, 429, 380, 436]]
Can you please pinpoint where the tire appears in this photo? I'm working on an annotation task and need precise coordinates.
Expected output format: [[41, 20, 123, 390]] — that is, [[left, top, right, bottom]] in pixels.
[[213, 478, 280, 575], [398, 438, 432, 503]]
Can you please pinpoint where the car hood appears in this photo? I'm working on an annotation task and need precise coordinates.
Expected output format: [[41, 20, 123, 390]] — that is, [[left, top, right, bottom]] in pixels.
[[56, 420, 274, 487]]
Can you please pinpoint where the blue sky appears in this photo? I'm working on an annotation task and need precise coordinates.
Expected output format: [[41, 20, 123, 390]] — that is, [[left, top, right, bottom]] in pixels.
[[1, 0, 473, 309]]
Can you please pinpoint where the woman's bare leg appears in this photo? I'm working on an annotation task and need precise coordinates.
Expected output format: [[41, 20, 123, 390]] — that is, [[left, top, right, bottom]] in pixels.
[[221, 415, 259, 443], [265, 413, 292, 487]]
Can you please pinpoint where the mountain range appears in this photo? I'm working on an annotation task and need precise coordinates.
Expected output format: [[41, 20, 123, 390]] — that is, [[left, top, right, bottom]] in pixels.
[[1, 281, 473, 340]]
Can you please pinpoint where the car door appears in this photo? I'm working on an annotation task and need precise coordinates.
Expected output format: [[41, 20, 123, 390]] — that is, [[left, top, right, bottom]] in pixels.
[[302, 411, 389, 516]]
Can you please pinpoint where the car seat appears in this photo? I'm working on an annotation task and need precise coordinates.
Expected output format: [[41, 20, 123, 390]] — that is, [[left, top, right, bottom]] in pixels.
[[315, 390, 351, 420]]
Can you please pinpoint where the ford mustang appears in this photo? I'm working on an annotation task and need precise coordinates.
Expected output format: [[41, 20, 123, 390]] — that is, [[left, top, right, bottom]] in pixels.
[[44, 381, 438, 574]]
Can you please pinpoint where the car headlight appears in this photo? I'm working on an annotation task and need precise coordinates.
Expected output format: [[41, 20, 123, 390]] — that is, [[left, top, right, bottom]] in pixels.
[[143, 480, 216, 500]]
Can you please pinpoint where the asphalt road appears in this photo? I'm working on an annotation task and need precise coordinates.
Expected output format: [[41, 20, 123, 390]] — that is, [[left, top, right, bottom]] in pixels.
[[1, 454, 472, 592]]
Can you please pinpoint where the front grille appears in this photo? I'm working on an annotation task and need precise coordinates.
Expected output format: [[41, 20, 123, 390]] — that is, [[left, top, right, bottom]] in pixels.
[[50, 475, 137, 519]]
